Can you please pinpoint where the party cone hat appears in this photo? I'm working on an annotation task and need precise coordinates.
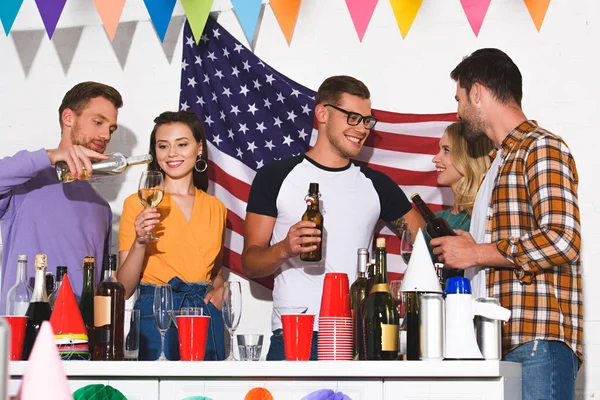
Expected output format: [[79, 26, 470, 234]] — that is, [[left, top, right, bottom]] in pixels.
[[400, 228, 442, 293], [50, 275, 88, 343], [17, 321, 73, 400]]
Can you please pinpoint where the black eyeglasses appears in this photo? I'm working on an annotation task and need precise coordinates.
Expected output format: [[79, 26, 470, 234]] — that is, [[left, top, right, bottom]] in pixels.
[[324, 104, 378, 130]]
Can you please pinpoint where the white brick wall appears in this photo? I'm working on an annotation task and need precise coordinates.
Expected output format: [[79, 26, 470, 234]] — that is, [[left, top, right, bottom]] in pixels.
[[0, 0, 597, 393]]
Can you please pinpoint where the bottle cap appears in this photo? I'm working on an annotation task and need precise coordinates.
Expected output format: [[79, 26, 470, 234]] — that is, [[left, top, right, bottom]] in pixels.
[[308, 182, 319, 193], [444, 276, 472, 295], [18, 254, 27, 262], [357, 248, 368, 255], [410, 193, 419, 200], [56, 266, 68, 279], [376, 237, 386, 248]]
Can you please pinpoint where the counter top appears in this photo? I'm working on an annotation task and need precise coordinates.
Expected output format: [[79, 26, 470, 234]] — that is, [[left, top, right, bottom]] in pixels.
[[9, 360, 521, 379]]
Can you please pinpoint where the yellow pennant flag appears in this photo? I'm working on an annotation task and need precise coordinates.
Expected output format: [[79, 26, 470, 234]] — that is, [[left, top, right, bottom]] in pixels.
[[389, 0, 423, 39], [181, 0, 215, 44], [93, 0, 127, 41], [270, 0, 302, 45], [524, 0, 551, 32]]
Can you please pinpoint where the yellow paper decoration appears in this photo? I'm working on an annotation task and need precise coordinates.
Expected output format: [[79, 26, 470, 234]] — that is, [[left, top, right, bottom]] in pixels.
[[389, 0, 423, 39]]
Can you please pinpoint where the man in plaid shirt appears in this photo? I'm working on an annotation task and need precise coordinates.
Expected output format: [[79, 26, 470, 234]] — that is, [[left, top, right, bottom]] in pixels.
[[431, 48, 582, 400]]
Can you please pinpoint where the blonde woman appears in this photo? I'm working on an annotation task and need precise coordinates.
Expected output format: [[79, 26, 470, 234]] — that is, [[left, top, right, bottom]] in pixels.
[[426, 122, 494, 271]]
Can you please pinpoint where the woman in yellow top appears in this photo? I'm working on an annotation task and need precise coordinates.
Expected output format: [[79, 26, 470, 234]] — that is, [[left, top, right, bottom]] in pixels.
[[118, 111, 226, 361]]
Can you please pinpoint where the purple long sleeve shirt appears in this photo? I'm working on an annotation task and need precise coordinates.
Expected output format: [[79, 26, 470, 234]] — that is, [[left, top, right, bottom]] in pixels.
[[0, 149, 111, 311]]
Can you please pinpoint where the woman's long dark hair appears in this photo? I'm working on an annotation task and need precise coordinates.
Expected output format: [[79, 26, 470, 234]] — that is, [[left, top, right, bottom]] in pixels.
[[148, 111, 209, 191]]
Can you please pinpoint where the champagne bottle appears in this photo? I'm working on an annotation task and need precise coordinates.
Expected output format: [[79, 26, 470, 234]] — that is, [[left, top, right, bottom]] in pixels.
[[364, 238, 400, 360], [79, 256, 95, 351], [93, 254, 125, 360], [49, 266, 68, 309], [300, 182, 324, 262], [55, 153, 153, 183], [351, 248, 369, 360], [6, 255, 33, 316], [22, 254, 52, 359], [411, 193, 457, 238]]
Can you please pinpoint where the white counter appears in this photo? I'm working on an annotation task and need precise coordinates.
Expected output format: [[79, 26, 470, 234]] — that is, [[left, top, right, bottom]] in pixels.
[[9, 360, 522, 399]]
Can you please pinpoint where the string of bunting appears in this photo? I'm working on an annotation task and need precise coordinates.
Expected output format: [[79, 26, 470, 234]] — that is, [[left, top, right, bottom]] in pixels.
[[0, 0, 553, 44]]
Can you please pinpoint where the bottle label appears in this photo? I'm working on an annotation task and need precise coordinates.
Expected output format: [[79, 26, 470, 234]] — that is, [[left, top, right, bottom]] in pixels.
[[381, 323, 399, 351], [370, 283, 390, 294], [94, 296, 112, 327]]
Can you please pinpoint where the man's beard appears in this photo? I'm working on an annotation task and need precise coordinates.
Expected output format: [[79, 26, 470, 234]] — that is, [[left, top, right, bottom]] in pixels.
[[70, 121, 106, 152], [462, 120, 486, 142]]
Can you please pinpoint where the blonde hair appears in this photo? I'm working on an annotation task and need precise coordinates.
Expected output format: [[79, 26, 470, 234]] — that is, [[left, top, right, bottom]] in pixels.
[[444, 122, 494, 215]]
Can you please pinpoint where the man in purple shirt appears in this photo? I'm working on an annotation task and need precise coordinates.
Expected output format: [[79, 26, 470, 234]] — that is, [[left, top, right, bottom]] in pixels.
[[0, 82, 123, 309]]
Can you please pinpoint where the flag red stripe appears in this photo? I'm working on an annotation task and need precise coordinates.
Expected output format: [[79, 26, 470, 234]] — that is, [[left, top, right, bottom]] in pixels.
[[226, 209, 246, 237], [208, 160, 251, 202], [365, 130, 441, 155], [372, 110, 458, 124]]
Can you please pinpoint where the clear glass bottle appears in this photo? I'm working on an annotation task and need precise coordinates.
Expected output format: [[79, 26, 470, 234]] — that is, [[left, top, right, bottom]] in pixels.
[[55, 153, 153, 183], [6, 255, 33, 316], [93, 254, 125, 360], [351, 248, 369, 360], [22, 254, 52, 359]]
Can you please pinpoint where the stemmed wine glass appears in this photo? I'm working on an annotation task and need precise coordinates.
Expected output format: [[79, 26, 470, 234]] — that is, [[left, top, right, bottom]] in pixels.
[[222, 281, 242, 361], [153, 283, 173, 361], [138, 171, 165, 242], [400, 230, 416, 265]]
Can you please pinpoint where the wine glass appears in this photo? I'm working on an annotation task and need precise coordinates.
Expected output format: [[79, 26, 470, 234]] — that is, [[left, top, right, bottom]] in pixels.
[[138, 171, 165, 241], [153, 283, 173, 361], [400, 230, 416, 265], [222, 281, 242, 361]]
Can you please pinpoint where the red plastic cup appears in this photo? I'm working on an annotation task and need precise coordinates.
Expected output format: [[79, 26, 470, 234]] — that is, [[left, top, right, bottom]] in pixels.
[[282, 314, 315, 361], [319, 273, 351, 318], [2, 316, 27, 360], [176, 315, 210, 361]]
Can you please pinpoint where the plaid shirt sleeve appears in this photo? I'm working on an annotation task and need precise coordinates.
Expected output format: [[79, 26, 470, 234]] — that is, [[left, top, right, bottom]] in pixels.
[[495, 134, 581, 275]]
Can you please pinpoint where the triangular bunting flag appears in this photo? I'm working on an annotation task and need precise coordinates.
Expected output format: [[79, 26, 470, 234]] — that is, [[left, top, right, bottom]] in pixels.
[[460, 0, 492, 36], [110, 20, 138, 69], [161, 14, 186, 64], [0, 0, 24, 36], [345, 0, 379, 42], [231, 0, 264, 49], [93, 0, 127, 42], [389, 0, 422, 39], [270, 0, 302, 45], [34, 0, 67, 39], [17, 322, 73, 399], [180, 0, 214, 44], [11, 29, 45, 77], [524, 0, 551, 32], [143, 0, 177, 42], [51, 26, 83, 74]]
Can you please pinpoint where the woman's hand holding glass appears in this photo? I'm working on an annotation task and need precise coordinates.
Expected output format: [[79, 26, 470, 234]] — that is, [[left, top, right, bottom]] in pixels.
[[134, 208, 161, 244]]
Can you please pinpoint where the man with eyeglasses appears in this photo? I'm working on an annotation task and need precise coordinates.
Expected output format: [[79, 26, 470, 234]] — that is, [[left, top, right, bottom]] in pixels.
[[242, 75, 423, 361]]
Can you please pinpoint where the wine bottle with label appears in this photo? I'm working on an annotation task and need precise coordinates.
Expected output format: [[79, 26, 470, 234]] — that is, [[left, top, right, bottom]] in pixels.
[[93, 254, 125, 360], [351, 248, 369, 360], [6, 255, 33, 316], [79, 256, 95, 352], [363, 238, 399, 360], [22, 254, 52, 359], [300, 182, 324, 262], [55, 153, 153, 183]]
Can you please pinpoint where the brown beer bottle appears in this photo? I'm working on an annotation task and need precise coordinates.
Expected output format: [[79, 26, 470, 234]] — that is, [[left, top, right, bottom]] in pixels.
[[411, 193, 457, 238], [300, 182, 323, 262]]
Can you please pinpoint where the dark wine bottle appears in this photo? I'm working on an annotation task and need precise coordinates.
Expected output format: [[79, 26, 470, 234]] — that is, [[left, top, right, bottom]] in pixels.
[[405, 292, 420, 360], [300, 182, 324, 262], [22, 254, 52, 360], [411, 193, 457, 238], [351, 248, 369, 360], [79, 256, 95, 352], [93, 254, 125, 360], [364, 238, 399, 360], [358, 258, 375, 360]]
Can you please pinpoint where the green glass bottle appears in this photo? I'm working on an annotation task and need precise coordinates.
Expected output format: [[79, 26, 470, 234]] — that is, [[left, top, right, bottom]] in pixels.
[[79, 256, 95, 352], [364, 238, 399, 360]]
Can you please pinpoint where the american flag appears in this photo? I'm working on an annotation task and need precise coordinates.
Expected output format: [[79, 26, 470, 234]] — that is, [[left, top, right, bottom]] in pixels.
[[179, 19, 457, 286]]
